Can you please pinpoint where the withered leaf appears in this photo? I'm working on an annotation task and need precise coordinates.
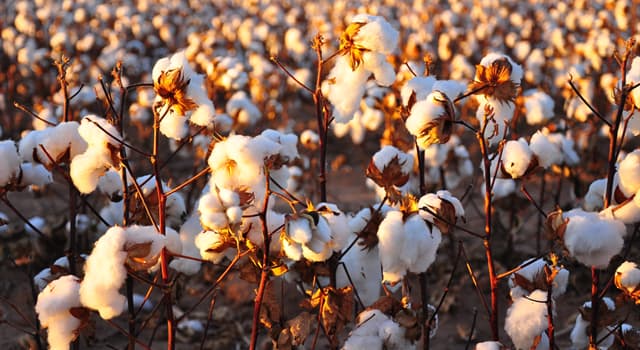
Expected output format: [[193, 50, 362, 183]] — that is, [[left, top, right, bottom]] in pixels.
[[69, 307, 90, 321], [258, 281, 281, 330], [368, 295, 404, 316], [286, 311, 314, 346]]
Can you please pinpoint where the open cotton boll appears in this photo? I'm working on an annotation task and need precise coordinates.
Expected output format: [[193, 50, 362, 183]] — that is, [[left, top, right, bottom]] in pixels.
[[35, 275, 82, 350], [317, 202, 350, 252], [479, 53, 523, 84], [377, 210, 406, 284], [70, 147, 115, 194], [508, 258, 569, 299], [351, 14, 399, 54], [626, 57, 640, 108], [195, 230, 231, 264], [529, 131, 563, 168], [372, 145, 414, 175], [260, 129, 299, 162], [504, 289, 549, 350], [475, 341, 503, 350], [584, 179, 606, 211], [0, 140, 21, 187], [170, 213, 203, 275], [563, 209, 625, 268], [226, 91, 261, 126], [337, 234, 381, 306], [615, 261, 640, 294], [432, 80, 467, 101], [159, 111, 189, 140], [524, 90, 555, 125], [19, 163, 52, 188], [491, 178, 516, 199], [98, 169, 123, 201], [362, 52, 395, 86], [326, 55, 369, 123], [601, 193, 640, 224], [78, 115, 122, 148], [404, 214, 441, 274], [617, 150, 640, 197], [378, 318, 416, 349], [570, 298, 616, 350], [502, 139, 533, 179], [401, 76, 436, 106]]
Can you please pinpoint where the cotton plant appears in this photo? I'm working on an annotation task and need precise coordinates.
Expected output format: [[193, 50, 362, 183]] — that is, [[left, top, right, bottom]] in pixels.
[[324, 14, 399, 123], [35, 275, 83, 350], [470, 53, 523, 145], [152, 50, 216, 140], [80, 225, 182, 320]]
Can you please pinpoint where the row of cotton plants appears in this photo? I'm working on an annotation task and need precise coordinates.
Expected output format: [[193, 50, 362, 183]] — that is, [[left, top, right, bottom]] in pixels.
[[0, 1, 639, 350]]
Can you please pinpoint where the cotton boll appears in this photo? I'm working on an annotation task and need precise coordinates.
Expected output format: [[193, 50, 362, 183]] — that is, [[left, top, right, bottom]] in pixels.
[[35, 275, 82, 350], [97, 169, 123, 201], [194, 230, 229, 264], [317, 202, 350, 252], [524, 90, 555, 125], [502, 139, 533, 179], [378, 318, 415, 349], [19, 163, 53, 188], [80, 226, 128, 319], [529, 131, 563, 168], [326, 55, 369, 123], [401, 76, 436, 106], [337, 234, 381, 306], [479, 53, 523, 85], [491, 179, 516, 199], [377, 210, 406, 284], [617, 150, 640, 197], [615, 261, 640, 294], [404, 214, 441, 274], [169, 214, 203, 275], [563, 209, 625, 268], [475, 341, 503, 350], [0, 140, 20, 187], [372, 145, 414, 175], [70, 147, 113, 194], [570, 299, 616, 350], [78, 116, 122, 148], [159, 111, 189, 140], [351, 15, 399, 54], [362, 52, 395, 87], [286, 215, 313, 244], [626, 57, 640, 108], [504, 290, 549, 350]]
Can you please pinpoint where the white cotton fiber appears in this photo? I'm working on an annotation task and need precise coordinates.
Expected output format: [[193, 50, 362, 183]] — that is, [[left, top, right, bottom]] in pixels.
[[36, 275, 82, 350], [504, 290, 549, 350], [0, 140, 21, 187], [563, 209, 625, 268], [502, 139, 532, 179]]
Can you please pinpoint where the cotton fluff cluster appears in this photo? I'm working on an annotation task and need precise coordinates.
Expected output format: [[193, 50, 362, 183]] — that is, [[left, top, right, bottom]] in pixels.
[[421, 136, 473, 189], [206, 130, 298, 209], [417, 190, 465, 234], [529, 129, 580, 169], [508, 258, 569, 300], [80, 225, 181, 319], [475, 342, 503, 350], [18, 121, 87, 167], [601, 150, 640, 224], [570, 298, 616, 350], [152, 51, 215, 140], [70, 116, 122, 194], [523, 90, 555, 125], [282, 203, 349, 262], [561, 209, 625, 268], [34, 256, 80, 291], [325, 14, 398, 123], [342, 309, 416, 350], [405, 90, 456, 149], [35, 275, 82, 350], [0, 140, 22, 187], [504, 289, 550, 350], [226, 91, 261, 127], [615, 261, 640, 301], [169, 214, 204, 275], [496, 138, 533, 179], [377, 202, 442, 284], [473, 53, 523, 145], [332, 82, 387, 144]]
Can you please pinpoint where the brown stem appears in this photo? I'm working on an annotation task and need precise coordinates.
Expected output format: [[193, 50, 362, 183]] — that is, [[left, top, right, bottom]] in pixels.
[[249, 168, 272, 350], [476, 116, 499, 341], [545, 267, 555, 350]]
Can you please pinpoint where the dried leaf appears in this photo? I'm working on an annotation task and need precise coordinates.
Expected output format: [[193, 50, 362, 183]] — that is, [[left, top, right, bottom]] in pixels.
[[258, 281, 281, 330], [286, 311, 314, 346], [368, 295, 404, 316]]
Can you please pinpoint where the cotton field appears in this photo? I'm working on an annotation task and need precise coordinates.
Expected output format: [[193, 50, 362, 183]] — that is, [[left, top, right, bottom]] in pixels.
[[1, 0, 640, 349]]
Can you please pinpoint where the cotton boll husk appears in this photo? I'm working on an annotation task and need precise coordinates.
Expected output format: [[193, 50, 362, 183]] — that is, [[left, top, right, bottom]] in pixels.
[[362, 52, 395, 87], [479, 53, 523, 84], [70, 147, 114, 194], [529, 131, 563, 168], [616, 261, 640, 293], [97, 169, 123, 200], [80, 226, 128, 319], [502, 139, 532, 179], [504, 290, 549, 350], [36, 275, 82, 350], [401, 76, 436, 106], [0, 140, 20, 187], [377, 210, 406, 284], [563, 209, 625, 268], [617, 150, 640, 197], [337, 234, 381, 306], [326, 54, 369, 123], [169, 214, 203, 275]]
